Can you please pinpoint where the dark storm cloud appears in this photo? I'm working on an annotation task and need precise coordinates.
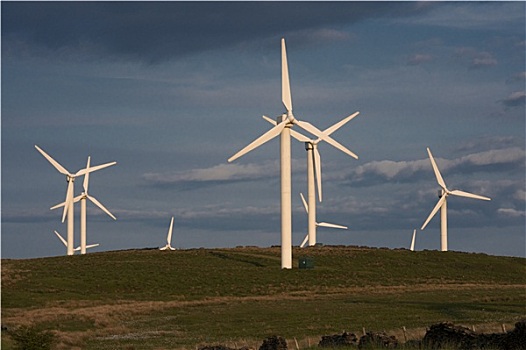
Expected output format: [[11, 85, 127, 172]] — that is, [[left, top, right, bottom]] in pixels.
[[2, 2, 434, 63]]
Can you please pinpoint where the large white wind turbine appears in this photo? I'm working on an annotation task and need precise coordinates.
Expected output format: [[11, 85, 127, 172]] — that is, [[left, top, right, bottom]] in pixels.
[[299, 193, 347, 248], [54, 230, 99, 253], [35, 145, 116, 255], [52, 156, 117, 254], [159, 217, 176, 251], [420, 147, 491, 251], [264, 112, 359, 246], [228, 38, 355, 269]]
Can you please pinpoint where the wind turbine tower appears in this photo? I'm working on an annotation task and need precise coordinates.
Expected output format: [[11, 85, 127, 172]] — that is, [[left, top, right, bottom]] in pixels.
[[229, 39, 348, 268]]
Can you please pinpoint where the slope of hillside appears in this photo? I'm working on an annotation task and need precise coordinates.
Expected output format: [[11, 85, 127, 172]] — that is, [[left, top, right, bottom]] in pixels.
[[2, 246, 525, 349]]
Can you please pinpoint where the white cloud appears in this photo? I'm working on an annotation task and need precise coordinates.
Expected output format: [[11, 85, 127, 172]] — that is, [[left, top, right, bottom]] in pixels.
[[398, 2, 525, 30], [506, 71, 526, 84], [471, 55, 498, 68], [454, 47, 498, 68], [353, 159, 429, 181], [143, 161, 278, 184], [407, 54, 433, 65], [142, 159, 305, 186], [453, 147, 525, 167], [500, 91, 526, 108], [497, 208, 525, 218], [513, 188, 526, 202], [338, 147, 525, 187]]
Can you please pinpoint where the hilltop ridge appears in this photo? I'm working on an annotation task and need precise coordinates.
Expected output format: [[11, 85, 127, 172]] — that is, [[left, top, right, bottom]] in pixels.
[[2, 246, 525, 349]]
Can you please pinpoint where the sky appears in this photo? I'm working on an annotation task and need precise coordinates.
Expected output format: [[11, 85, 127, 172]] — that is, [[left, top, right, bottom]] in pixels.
[[2, 1, 525, 260]]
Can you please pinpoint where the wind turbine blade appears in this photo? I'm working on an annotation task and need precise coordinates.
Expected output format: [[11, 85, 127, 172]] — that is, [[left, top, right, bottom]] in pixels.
[[75, 161, 116, 177], [281, 38, 292, 112], [262, 115, 277, 125], [35, 145, 70, 176], [449, 190, 491, 201], [300, 234, 308, 248], [73, 194, 83, 203], [263, 115, 309, 142], [167, 217, 174, 244], [300, 193, 309, 213], [410, 229, 416, 251], [83, 156, 91, 193], [54, 230, 68, 246], [317, 222, 348, 229], [160, 246, 168, 251], [62, 180, 74, 223], [295, 120, 359, 159], [313, 146, 322, 202], [228, 121, 286, 162], [290, 129, 311, 143], [427, 148, 447, 190], [50, 201, 66, 210], [87, 195, 117, 220], [322, 111, 360, 137], [86, 243, 100, 249], [421, 195, 447, 230]]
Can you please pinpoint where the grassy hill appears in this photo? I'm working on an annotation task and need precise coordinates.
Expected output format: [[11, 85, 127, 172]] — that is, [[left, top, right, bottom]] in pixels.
[[2, 246, 525, 349]]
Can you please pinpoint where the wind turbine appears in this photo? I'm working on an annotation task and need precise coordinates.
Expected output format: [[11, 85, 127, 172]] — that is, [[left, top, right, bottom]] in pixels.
[[299, 193, 347, 248], [160, 216, 176, 251], [420, 147, 491, 251], [228, 38, 355, 269], [410, 229, 417, 251], [53, 230, 99, 253], [52, 156, 117, 254], [264, 112, 359, 246], [35, 145, 116, 255]]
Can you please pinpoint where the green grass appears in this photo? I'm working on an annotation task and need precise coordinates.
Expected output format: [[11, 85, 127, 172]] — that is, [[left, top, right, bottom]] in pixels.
[[2, 246, 525, 349]]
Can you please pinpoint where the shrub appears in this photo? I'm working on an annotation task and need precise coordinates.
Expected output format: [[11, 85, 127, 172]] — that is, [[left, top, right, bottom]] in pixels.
[[8, 325, 55, 350]]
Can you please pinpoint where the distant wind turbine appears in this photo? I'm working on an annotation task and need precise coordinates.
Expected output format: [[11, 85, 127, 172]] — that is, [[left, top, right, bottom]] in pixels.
[[52, 156, 117, 254], [228, 38, 354, 269], [299, 193, 347, 248], [420, 148, 491, 251], [53, 230, 99, 253], [36, 145, 116, 255], [160, 217, 176, 251]]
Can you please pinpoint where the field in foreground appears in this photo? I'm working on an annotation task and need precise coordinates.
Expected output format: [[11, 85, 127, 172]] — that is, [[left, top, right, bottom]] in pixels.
[[1, 246, 525, 349]]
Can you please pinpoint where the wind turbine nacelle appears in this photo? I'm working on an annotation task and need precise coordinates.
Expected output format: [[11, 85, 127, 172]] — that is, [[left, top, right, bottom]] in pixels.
[[438, 189, 445, 198], [305, 142, 313, 151], [276, 115, 285, 124]]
